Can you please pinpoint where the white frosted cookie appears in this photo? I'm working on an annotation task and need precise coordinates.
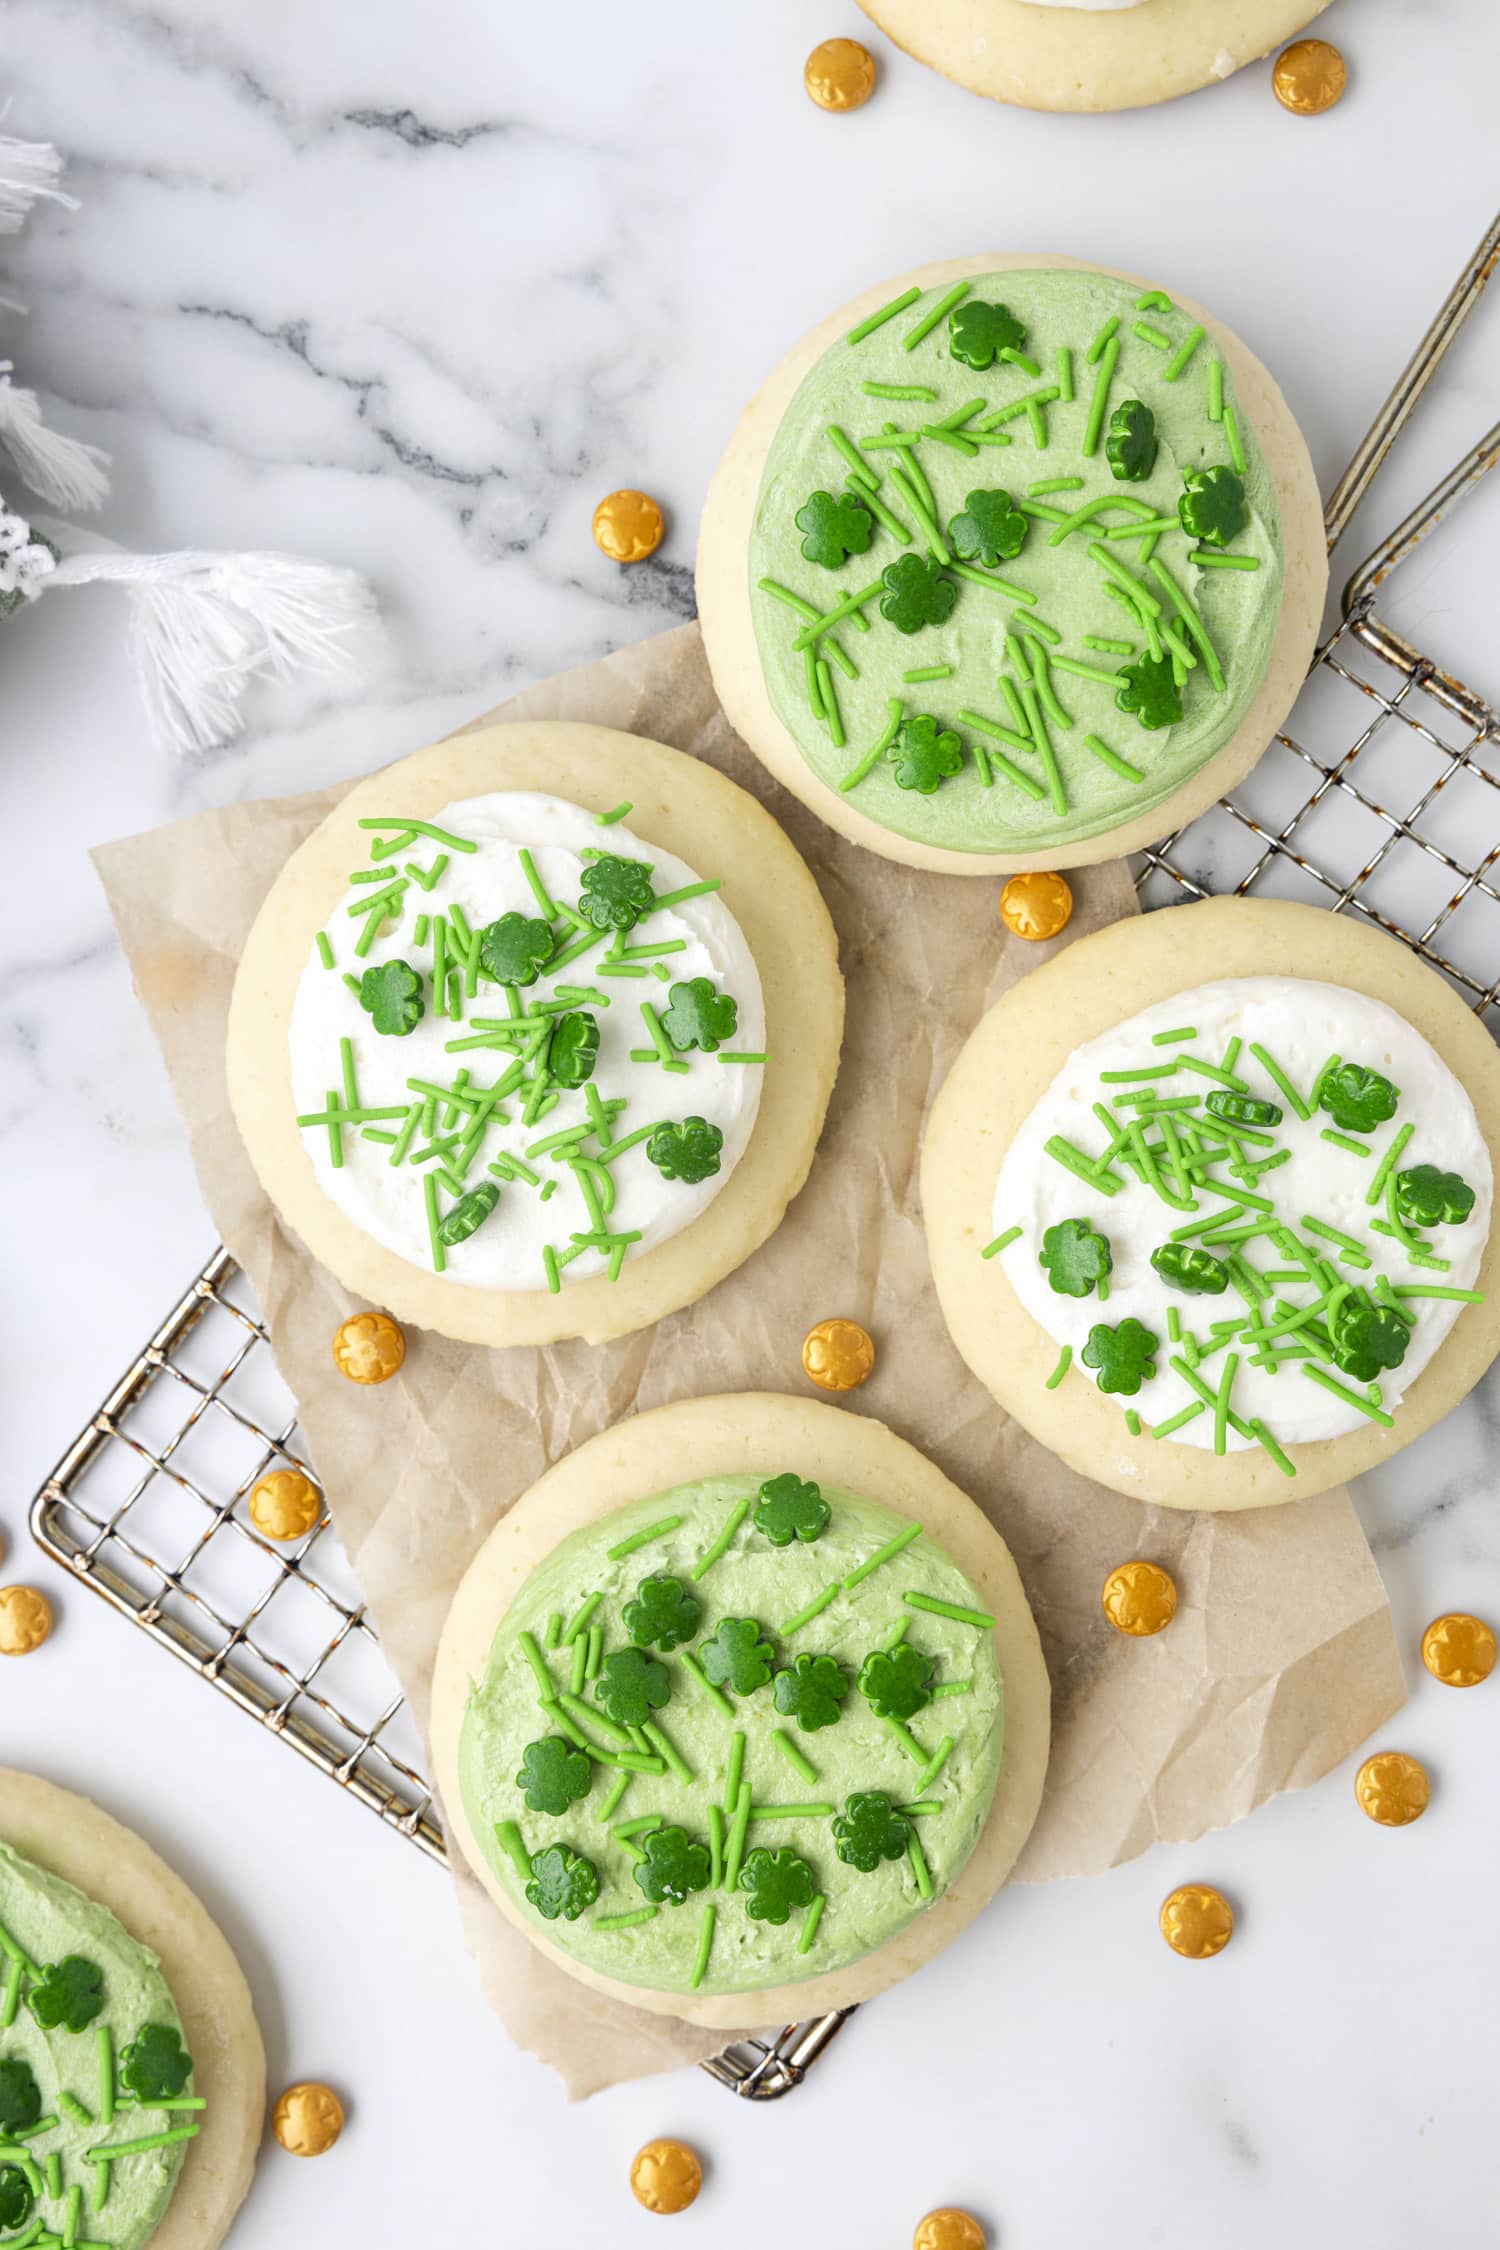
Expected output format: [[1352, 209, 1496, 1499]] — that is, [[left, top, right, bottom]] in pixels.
[[858, 0, 1331, 112], [923, 900, 1500, 1508], [228, 723, 843, 1347]]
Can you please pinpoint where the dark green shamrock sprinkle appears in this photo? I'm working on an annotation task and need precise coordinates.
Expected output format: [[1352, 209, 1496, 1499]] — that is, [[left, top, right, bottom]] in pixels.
[[1319, 1063, 1400, 1135], [1395, 1164, 1475, 1228], [1039, 1218, 1113, 1299], [947, 487, 1027, 567], [879, 554, 958, 636], [26, 1954, 104, 2034], [832, 1790, 911, 1873], [1115, 651, 1182, 731], [1105, 398, 1158, 482], [948, 300, 1026, 371], [623, 1574, 702, 1654], [547, 1009, 600, 1089], [857, 1641, 933, 1721], [1327, 1298, 1410, 1384], [1205, 1090, 1283, 1128], [525, 1843, 600, 1923], [891, 713, 964, 795], [1178, 465, 1247, 546], [661, 977, 738, 1053], [753, 1473, 832, 1548], [119, 2024, 193, 2103], [739, 1845, 819, 1925], [633, 1824, 712, 1906], [358, 958, 425, 1037], [795, 488, 876, 570], [478, 911, 553, 987], [516, 1734, 593, 1817], [593, 1646, 672, 1727], [1080, 1318, 1159, 1396], [0, 2057, 41, 2134], [436, 1180, 501, 1247], [1150, 1243, 1228, 1296], [646, 1117, 724, 1185], [0, 2164, 33, 2232], [773, 1652, 851, 1734], [579, 853, 655, 933], [698, 1616, 776, 1697]]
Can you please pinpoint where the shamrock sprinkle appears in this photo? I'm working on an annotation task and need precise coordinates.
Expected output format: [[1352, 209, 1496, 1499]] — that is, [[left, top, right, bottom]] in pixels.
[[525, 1843, 600, 1923], [892, 713, 965, 795], [1150, 1243, 1228, 1296], [1395, 1164, 1476, 1229], [1327, 1299, 1410, 1385], [0, 2058, 41, 2135], [436, 1180, 501, 1247], [1205, 1090, 1283, 1128], [948, 299, 1026, 371], [879, 554, 958, 636], [1039, 1218, 1113, 1299], [26, 1955, 104, 2034], [1080, 1318, 1159, 1396], [739, 1846, 819, 1926], [1115, 650, 1182, 731], [947, 487, 1027, 567], [646, 1117, 724, 1186], [593, 1646, 672, 1728], [547, 1009, 600, 1089], [516, 1735, 593, 1818], [478, 911, 553, 987], [1319, 1063, 1400, 1135], [857, 1641, 934, 1721], [753, 1473, 832, 1548], [0, 2166, 33, 2233], [358, 958, 425, 1037], [633, 1824, 712, 1906], [661, 977, 738, 1054], [579, 853, 655, 933], [832, 1790, 912, 1873], [119, 2024, 193, 2103], [698, 1616, 776, 1698], [1105, 398, 1158, 483], [623, 1574, 702, 1654], [772, 1652, 851, 1734], [795, 488, 876, 571], [1178, 465, 1247, 547]]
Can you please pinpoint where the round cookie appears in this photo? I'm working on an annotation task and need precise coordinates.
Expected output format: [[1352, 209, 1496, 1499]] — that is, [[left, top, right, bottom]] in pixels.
[[922, 900, 1500, 1508], [0, 1770, 264, 2250], [698, 253, 1325, 875], [228, 723, 843, 1347], [431, 1393, 1050, 2029], [857, 0, 1332, 113]]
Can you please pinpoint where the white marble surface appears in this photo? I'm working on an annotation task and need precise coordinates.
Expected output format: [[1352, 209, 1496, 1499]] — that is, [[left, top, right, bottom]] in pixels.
[[5, 1, 1500, 2242]]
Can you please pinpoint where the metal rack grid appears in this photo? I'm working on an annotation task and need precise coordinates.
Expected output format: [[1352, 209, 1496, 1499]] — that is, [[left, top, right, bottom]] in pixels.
[[29, 215, 1500, 2104]]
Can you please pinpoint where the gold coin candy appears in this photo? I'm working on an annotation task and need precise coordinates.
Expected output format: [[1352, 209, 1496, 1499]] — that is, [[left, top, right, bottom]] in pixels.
[[248, 1469, 322, 1543], [999, 870, 1073, 943], [913, 2210, 987, 2250], [1101, 1560, 1178, 1637], [592, 489, 665, 565], [272, 2081, 345, 2157], [0, 1585, 53, 1657], [803, 37, 877, 114], [331, 1311, 406, 1385], [1355, 1750, 1430, 1828], [1159, 1883, 1234, 1959], [1420, 1611, 1496, 1688], [629, 2138, 702, 2216], [801, 1316, 876, 1393], [1272, 39, 1348, 116]]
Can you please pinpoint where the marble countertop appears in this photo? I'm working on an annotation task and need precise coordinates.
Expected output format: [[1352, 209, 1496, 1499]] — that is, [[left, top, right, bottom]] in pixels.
[[5, 1, 1499, 2242]]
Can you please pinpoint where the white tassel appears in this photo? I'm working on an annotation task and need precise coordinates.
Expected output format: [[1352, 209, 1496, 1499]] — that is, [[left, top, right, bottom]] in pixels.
[[0, 366, 109, 510], [0, 128, 77, 235], [50, 546, 377, 754]]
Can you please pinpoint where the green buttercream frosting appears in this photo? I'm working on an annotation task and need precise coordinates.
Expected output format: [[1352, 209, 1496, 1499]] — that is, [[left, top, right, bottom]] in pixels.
[[458, 1475, 1006, 1996], [748, 267, 1284, 853]]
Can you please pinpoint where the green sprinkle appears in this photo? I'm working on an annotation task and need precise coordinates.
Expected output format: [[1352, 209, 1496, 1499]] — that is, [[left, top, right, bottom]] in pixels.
[[1212, 1350, 1240, 1456], [314, 930, 334, 970], [902, 280, 971, 351], [1082, 732, 1144, 783], [902, 663, 953, 682], [680, 1647, 734, 1718], [856, 480, 914, 544], [1150, 1401, 1207, 1439], [904, 1591, 993, 1629], [1392, 1285, 1485, 1303], [723, 1730, 746, 1818], [1085, 314, 1119, 365], [840, 697, 906, 794], [818, 656, 844, 747], [862, 380, 938, 400], [797, 1895, 826, 1955], [914, 1736, 954, 1794], [759, 577, 821, 623], [687, 1901, 717, 1991], [772, 1730, 819, 1785], [954, 711, 1047, 799], [1366, 1122, 1414, 1208], [1044, 1133, 1121, 1197], [642, 1719, 694, 1786], [1044, 1344, 1072, 1389], [1056, 346, 1074, 402], [1300, 1364, 1394, 1427], [564, 1590, 603, 1644], [1029, 476, 1084, 498], [717, 1050, 768, 1065], [605, 1514, 682, 1561], [1192, 549, 1261, 570], [1132, 319, 1172, 350], [882, 1715, 926, 1765], [919, 422, 979, 457], [1085, 633, 1134, 654], [543, 1611, 563, 1650], [1248, 1420, 1296, 1477], [361, 816, 477, 855], [780, 1582, 841, 1635], [585, 1622, 603, 1684], [931, 1680, 972, 1699], [843, 1520, 923, 1591], [1163, 323, 1205, 381], [1224, 404, 1247, 475], [1081, 336, 1120, 456], [595, 1907, 658, 1931], [907, 1831, 934, 1903], [695, 1497, 750, 1577], [517, 1629, 553, 1699], [847, 286, 922, 345], [723, 1781, 753, 1892], [0, 1956, 18, 2030], [595, 800, 633, 825], [492, 1819, 532, 1881], [792, 577, 885, 652], [1321, 1129, 1372, 1158], [706, 1802, 725, 1890], [421, 1170, 446, 1272], [754, 1803, 836, 1821], [1301, 1215, 1371, 1264], [983, 1225, 1022, 1259]]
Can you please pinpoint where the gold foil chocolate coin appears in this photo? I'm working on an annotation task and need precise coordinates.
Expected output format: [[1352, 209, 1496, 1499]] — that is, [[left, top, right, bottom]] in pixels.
[[1355, 1750, 1430, 1827], [914, 2210, 987, 2250], [1421, 1611, 1496, 1688], [1101, 1560, 1177, 1637], [804, 38, 877, 113], [1272, 39, 1348, 116], [630, 2138, 702, 2215], [272, 2081, 344, 2157], [801, 1316, 876, 1393], [592, 489, 665, 565], [1159, 1883, 1233, 1959], [331, 1310, 406, 1385], [0, 1586, 53, 1656], [248, 1469, 322, 1542], [999, 870, 1073, 942]]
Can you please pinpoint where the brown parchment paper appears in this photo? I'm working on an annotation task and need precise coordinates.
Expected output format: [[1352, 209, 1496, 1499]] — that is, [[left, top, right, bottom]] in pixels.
[[93, 622, 1405, 2098]]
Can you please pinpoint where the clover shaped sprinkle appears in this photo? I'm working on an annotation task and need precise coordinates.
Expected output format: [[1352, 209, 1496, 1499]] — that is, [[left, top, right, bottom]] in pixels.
[[1395, 1164, 1476, 1229], [478, 911, 553, 987], [1039, 1218, 1113, 1300], [633, 1824, 712, 1907], [1105, 399, 1158, 483], [1178, 465, 1247, 547], [26, 1955, 104, 2034], [623, 1573, 702, 1654], [436, 1180, 500, 1248], [525, 1843, 600, 1923], [547, 1009, 599, 1090], [739, 1846, 819, 1926], [0, 2058, 40, 2135], [1150, 1243, 1228, 1296], [947, 487, 1027, 568], [857, 1640, 934, 1721], [832, 1790, 912, 1874], [948, 299, 1027, 371], [1204, 1090, 1283, 1129], [1115, 651, 1182, 731], [120, 2024, 193, 2103], [358, 958, 424, 1037], [892, 713, 965, 796], [515, 1734, 593, 1818], [661, 977, 738, 1054], [795, 488, 875, 571], [772, 1652, 851, 1734], [579, 853, 655, 933], [1080, 1318, 1159, 1396], [0, 2165, 33, 2233], [1319, 1063, 1400, 1135], [1328, 1298, 1410, 1385], [646, 1117, 724, 1186], [879, 554, 958, 636], [754, 1473, 832, 1548], [593, 1646, 672, 1728], [698, 1616, 776, 1698]]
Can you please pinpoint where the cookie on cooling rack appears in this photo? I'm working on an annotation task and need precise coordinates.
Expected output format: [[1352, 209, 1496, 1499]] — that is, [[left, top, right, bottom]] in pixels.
[[430, 1394, 1049, 2030], [698, 255, 1326, 876], [922, 898, 1500, 1508], [0, 1769, 264, 2250], [226, 722, 842, 1349], [857, 0, 1333, 112]]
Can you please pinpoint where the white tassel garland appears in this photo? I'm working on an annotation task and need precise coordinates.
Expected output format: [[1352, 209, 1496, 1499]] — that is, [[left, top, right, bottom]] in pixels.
[[0, 366, 110, 510], [0, 128, 76, 235]]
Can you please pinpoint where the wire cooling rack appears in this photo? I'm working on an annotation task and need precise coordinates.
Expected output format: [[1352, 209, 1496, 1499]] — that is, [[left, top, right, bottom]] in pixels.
[[29, 214, 1500, 2102]]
